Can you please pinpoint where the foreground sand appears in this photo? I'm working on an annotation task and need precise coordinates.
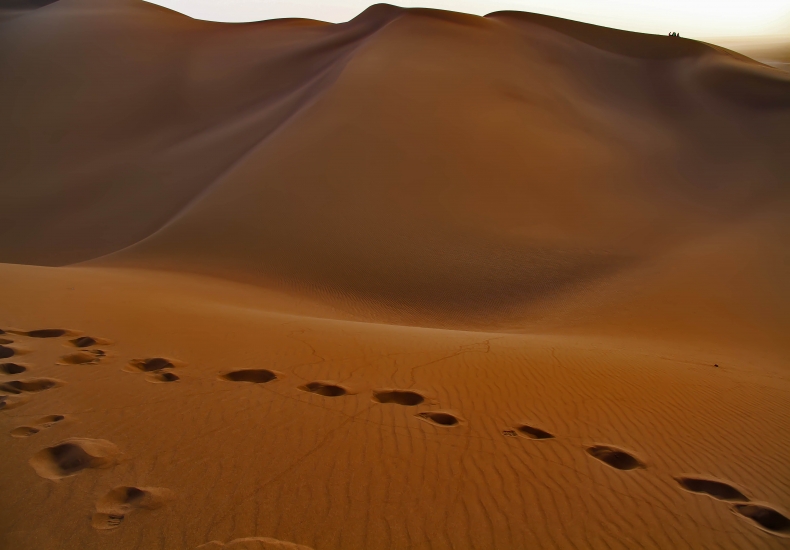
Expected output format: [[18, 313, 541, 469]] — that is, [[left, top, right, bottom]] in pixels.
[[1, 264, 789, 549], [2, 1, 790, 548]]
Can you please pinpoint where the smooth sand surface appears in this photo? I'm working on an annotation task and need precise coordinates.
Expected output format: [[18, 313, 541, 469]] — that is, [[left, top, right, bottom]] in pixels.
[[1, 1, 790, 549]]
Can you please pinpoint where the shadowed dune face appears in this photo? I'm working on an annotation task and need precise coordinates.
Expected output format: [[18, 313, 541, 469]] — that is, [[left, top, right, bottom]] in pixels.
[[0, 1, 788, 338]]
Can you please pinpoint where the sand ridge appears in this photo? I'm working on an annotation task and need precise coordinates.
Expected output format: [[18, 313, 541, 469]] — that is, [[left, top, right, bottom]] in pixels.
[[1, 264, 789, 548]]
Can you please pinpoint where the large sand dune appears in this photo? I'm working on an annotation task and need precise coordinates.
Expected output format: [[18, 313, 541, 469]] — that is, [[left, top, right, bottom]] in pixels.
[[1, 1, 789, 549]]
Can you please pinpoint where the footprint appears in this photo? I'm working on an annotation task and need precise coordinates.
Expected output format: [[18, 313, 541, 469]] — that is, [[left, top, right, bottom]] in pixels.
[[0, 378, 63, 394], [60, 350, 105, 365], [222, 369, 277, 383], [372, 390, 425, 406], [298, 381, 347, 397], [92, 486, 175, 530], [734, 503, 790, 537], [69, 336, 111, 348], [10, 415, 65, 438], [514, 424, 555, 440], [11, 426, 40, 438], [586, 445, 645, 471], [416, 411, 460, 427], [128, 357, 180, 372], [146, 372, 180, 383], [29, 438, 121, 480], [71, 336, 97, 347], [675, 476, 748, 501], [1, 363, 27, 375], [22, 329, 68, 338], [0, 338, 13, 345], [0, 393, 31, 410], [0, 346, 15, 359], [38, 414, 66, 427]]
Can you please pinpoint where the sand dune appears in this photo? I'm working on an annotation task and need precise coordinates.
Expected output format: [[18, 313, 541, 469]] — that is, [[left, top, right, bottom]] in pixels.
[[1, 1, 790, 549]]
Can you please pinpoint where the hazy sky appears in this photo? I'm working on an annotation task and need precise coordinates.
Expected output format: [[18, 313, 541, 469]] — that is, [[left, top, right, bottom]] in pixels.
[[146, 0, 790, 39]]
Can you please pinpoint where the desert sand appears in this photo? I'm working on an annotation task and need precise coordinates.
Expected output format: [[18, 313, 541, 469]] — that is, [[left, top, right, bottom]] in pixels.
[[1, 1, 790, 549]]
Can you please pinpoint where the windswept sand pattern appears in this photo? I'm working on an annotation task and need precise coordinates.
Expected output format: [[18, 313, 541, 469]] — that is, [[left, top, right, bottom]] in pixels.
[[0, 301, 787, 548]]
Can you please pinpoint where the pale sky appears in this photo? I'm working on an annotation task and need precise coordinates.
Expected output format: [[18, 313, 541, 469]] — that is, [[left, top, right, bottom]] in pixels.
[[145, 0, 790, 39]]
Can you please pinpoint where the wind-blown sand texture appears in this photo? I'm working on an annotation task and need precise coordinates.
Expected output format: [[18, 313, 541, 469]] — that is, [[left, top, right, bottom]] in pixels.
[[1, 1, 790, 549]]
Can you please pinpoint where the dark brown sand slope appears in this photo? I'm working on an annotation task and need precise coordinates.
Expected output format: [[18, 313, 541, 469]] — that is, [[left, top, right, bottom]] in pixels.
[[1, 2, 790, 549]]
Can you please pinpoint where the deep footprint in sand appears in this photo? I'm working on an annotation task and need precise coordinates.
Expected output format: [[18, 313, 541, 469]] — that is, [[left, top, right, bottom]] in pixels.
[[20, 329, 69, 338], [29, 438, 121, 479], [416, 411, 460, 427], [675, 476, 748, 501], [372, 390, 425, 406], [734, 503, 790, 537], [92, 486, 175, 530], [0, 346, 15, 360], [0, 378, 63, 394], [69, 336, 111, 348], [147, 371, 180, 383], [59, 350, 105, 365], [514, 424, 555, 440], [298, 381, 347, 397], [128, 357, 181, 373], [10, 414, 66, 438], [223, 369, 277, 383], [586, 445, 645, 470], [1, 363, 27, 375]]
